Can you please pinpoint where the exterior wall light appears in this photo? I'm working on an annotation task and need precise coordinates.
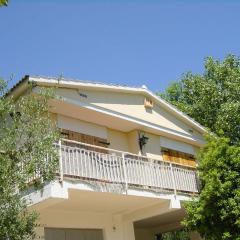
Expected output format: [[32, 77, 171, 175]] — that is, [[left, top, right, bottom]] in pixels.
[[138, 132, 149, 153]]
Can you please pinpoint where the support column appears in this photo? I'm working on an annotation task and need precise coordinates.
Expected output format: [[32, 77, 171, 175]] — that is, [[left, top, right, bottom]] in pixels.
[[34, 225, 45, 240], [123, 221, 135, 240]]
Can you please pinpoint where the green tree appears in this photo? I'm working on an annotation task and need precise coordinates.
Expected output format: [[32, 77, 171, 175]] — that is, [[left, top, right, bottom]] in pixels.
[[0, 0, 8, 6], [157, 228, 190, 240], [0, 79, 59, 239], [160, 55, 240, 145], [161, 55, 240, 239], [183, 136, 240, 239]]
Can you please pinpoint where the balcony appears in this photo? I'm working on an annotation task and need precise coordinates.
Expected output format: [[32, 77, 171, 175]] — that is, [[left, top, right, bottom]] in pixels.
[[57, 139, 199, 195]]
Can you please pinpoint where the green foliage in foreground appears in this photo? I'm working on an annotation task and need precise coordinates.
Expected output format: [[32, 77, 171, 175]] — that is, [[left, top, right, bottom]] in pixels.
[[157, 228, 190, 240], [183, 136, 240, 239], [0, 0, 8, 6], [160, 54, 240, 145], [161, 55, 240, 239], [0, 80, 59, 239]]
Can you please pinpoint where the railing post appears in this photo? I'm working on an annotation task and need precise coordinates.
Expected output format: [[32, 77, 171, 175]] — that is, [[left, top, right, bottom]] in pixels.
[[58, 139, 63, 182], [122, 153, 128, 194], [196, 170, 201, 193], [170, 163, 177, 197]]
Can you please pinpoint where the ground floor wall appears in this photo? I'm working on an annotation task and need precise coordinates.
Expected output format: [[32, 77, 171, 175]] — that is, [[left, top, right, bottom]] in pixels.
[[31, 184, 200, 240], [35, 208, 201, 240], [35, 209, 135, 240]]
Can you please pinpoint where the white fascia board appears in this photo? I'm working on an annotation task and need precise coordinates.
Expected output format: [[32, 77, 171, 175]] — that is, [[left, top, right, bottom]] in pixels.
[[25, 179, 191, 207], [127, 189, 191, 202], [29, 77, 139, 92], [29, 76, 207, 134], [24, 181, 69, 207]]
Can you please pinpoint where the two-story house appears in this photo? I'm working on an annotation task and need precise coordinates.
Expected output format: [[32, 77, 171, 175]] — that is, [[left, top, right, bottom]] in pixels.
[[8, 75, 206, 240]]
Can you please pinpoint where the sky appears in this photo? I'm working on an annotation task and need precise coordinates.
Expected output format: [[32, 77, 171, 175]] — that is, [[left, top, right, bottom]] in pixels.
[[1, 0, 240, 93]]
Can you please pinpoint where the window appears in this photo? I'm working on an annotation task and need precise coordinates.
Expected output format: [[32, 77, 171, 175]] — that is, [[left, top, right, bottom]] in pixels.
[[60, 129, 109, 153]]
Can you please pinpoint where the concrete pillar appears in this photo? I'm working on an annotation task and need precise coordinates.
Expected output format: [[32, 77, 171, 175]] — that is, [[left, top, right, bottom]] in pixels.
[[104, 215, 124, 240], [123, 221, 136, 240], [34, 225, 45, 240]]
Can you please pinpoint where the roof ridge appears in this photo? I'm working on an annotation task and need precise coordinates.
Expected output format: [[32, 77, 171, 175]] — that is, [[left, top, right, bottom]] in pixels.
[[31, 75, 145, 90]]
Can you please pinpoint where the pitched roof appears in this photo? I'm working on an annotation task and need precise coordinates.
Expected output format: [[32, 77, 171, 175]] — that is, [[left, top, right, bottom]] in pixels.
[[6, 75, 207, 134]]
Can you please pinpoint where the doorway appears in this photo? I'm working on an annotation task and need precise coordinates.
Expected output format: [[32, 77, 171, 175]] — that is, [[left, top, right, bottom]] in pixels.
[[45, 228, 104, 240]]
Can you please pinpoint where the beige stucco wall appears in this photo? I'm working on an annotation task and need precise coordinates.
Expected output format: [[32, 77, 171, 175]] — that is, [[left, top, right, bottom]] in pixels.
[[50, 84, 202, 159], [127, 130, 164, 160], [127, 130, 141, 155], [32, 193, 173, 240], [107, 128, 129, 152], [144, 132, 163, 160], [55, 114, 197, 159], [52, 88, 203, 141], [87, 90, 191, 135], [35, 209, 135, 240], [57, 114, 108, 139], [35, 208, 201, 240]]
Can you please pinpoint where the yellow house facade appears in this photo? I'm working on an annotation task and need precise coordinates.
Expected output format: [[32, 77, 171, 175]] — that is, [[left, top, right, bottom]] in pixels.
[[9, 75, 205, 240]]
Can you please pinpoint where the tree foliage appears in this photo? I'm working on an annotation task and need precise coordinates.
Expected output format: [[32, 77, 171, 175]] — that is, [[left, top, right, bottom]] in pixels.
[[0, 0, 8, 6], [183, 136, 240, 239], [157, 228, 190, 240], [161, 55, 240, 239], [0, 79, 59, 239], [160, 54, 240, 145]]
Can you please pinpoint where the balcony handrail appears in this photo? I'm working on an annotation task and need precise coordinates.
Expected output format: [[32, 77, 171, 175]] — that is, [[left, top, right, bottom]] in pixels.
[[57, 139, 199, 194], [60, 138, 196, 170]]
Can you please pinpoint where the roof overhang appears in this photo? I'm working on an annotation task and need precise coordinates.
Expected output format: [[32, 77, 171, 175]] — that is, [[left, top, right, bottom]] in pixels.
[[49, 97, 204, 146], [6, 75, 207, 136]]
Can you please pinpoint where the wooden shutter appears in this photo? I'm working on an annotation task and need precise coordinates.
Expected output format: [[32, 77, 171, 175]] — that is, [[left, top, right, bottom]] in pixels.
[[60, 129, 109, 153], [162, 148, 196, 167]]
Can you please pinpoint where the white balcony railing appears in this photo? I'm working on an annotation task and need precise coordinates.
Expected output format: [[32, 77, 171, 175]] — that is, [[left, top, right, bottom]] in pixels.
[[57, 139, 199, 195]]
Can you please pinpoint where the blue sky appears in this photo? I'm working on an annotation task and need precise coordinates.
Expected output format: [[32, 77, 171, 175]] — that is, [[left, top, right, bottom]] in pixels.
[[1, 0, 240, 92]]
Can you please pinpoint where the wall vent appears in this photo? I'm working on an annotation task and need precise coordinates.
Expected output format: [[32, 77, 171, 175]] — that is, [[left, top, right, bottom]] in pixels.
[[144, 97, 154, 108]]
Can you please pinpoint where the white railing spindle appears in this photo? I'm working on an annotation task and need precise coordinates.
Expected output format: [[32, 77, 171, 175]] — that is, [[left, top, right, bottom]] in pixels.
[[57, 139, 198, 195]]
